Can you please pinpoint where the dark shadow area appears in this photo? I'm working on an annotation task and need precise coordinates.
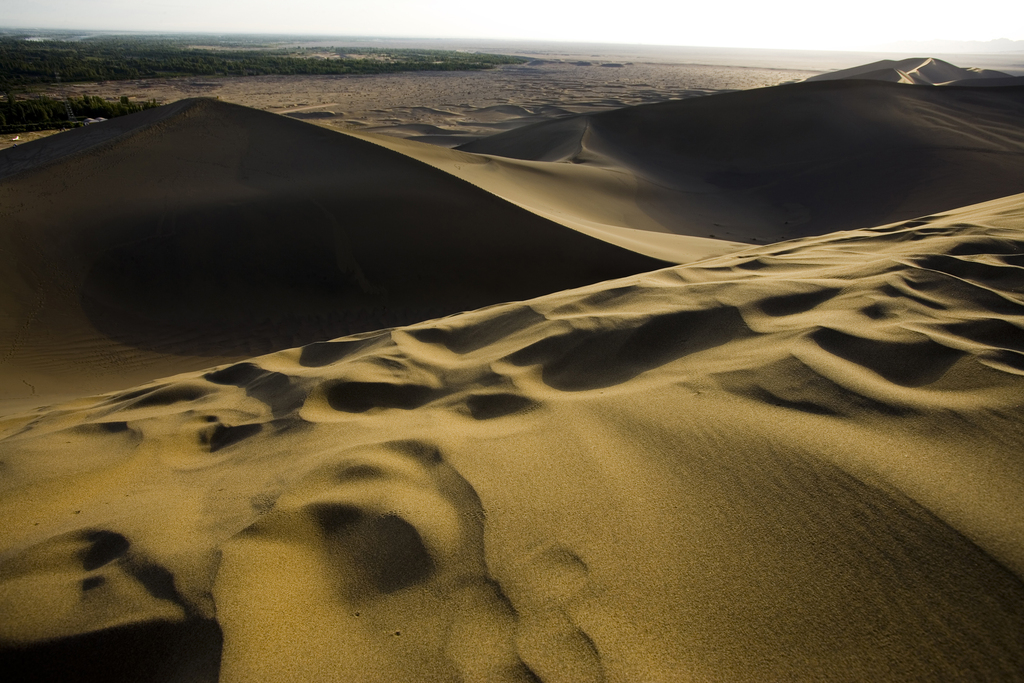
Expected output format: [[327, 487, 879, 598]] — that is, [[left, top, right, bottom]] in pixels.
[[465, 393, 537, 419], [312, 505, 436, 594], [80, 531, 130, 571], [810, 327, 965, 387], [299, 337, 382, 367], [205, 363, 307, 418], [508, 306, 751, 390], [325, 381, 440, 413], [80, 192, 665, 358], [0, 619, 223, 683]]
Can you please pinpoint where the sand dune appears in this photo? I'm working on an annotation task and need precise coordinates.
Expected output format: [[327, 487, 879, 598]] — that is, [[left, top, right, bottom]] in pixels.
[[947, 75, 1024, 87], [2, 57, 807, 155], [2, 191, 1023, 681], [456, 79, 1024, 242], [2, 55, 1024, 681], [345, 127, 747, 264], [0, 98, 666, 412], [806, 57, 1012, 85]]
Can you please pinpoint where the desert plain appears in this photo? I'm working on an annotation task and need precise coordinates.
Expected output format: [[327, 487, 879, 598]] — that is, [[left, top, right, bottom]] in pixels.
[[1, 41, 1024, 682]]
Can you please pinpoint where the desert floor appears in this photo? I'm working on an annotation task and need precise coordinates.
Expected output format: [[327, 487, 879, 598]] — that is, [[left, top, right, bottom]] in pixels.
[[4, 43, 829, 153]]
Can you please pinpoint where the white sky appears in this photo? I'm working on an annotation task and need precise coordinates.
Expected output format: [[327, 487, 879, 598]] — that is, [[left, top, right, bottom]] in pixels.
[[2, 0, 1023, 51]]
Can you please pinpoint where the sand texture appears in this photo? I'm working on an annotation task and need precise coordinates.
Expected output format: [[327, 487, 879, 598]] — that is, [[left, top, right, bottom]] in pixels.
[[456, 80, 1024, 242], [2, 192, 1024, 681], [10, 57, 808, 154], [0, 98, 669, 413], [1, 57, 1024, 681]]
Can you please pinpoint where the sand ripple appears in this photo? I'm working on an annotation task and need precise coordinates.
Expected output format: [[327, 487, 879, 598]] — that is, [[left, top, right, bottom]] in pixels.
[[2, 194, 1024, 680]]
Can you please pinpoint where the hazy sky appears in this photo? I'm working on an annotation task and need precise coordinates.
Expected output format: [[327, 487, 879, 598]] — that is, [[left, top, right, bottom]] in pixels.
[[3, 0, 1023, 51]]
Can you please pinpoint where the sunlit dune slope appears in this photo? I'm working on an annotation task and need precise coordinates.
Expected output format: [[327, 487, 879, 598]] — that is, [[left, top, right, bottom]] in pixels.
[[345, 128, 748, 265], [457, 80, 1024, 242], [1, 192, 1023, 681], [0, 99, 666, 410]]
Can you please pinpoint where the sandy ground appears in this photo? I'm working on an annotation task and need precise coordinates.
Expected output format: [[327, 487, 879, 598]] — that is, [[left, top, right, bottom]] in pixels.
[[1, 49, 1023, 682], [5, 46, 1016, 154], [2, 193, 1023, 681], [4, 58, 812, 152]]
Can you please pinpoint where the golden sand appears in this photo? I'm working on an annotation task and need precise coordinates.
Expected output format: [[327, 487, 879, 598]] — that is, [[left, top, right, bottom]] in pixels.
[[1, 66, 1023, 681]]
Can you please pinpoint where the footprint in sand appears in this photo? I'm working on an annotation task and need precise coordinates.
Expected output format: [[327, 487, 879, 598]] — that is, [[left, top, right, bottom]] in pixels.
[[213, 439, 540, 683]]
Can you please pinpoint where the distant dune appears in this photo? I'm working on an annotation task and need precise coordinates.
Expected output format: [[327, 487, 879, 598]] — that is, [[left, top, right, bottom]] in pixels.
[[456, 79, 1024, 241], [805, 57, 1012, 85]]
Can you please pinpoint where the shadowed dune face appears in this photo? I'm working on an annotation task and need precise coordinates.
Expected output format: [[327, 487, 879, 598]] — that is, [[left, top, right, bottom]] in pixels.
[[2, 194, 1024, 680], [76, 189, 655, 356], [0, 98, 666, 407], [6, 82, 1021, 410], [459, 81, 1024, 242]]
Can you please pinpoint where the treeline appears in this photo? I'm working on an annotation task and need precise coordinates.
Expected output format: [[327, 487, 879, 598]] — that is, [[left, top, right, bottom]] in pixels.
[[0, 36, 528, 86], [0, 95, 159, 133]]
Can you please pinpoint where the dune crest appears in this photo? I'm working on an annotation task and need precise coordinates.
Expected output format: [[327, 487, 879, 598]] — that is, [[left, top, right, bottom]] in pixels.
[[0, 98, 668, 412], [805, 57, 1012, 85], [5, 79, 1021, 415], [455, 79, 1024, 243], [2, 192, 1023, 680]]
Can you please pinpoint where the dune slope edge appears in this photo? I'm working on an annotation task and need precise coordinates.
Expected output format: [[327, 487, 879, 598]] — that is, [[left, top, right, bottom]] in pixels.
[[458, 80, 1024, 242]]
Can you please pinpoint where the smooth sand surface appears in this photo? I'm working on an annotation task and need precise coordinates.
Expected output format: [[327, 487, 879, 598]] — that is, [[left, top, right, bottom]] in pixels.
[[1, 192, 1023, 681], [0, 98, 667, 413], [459, 80, 1024, 243], [1, 56, 1024, 681]]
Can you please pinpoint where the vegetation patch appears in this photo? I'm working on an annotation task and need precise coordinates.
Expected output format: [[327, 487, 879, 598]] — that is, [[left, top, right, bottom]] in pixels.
[[0, 33, 528, 85], [0, 32, 527, 133], [1, 94, 159, 133]]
